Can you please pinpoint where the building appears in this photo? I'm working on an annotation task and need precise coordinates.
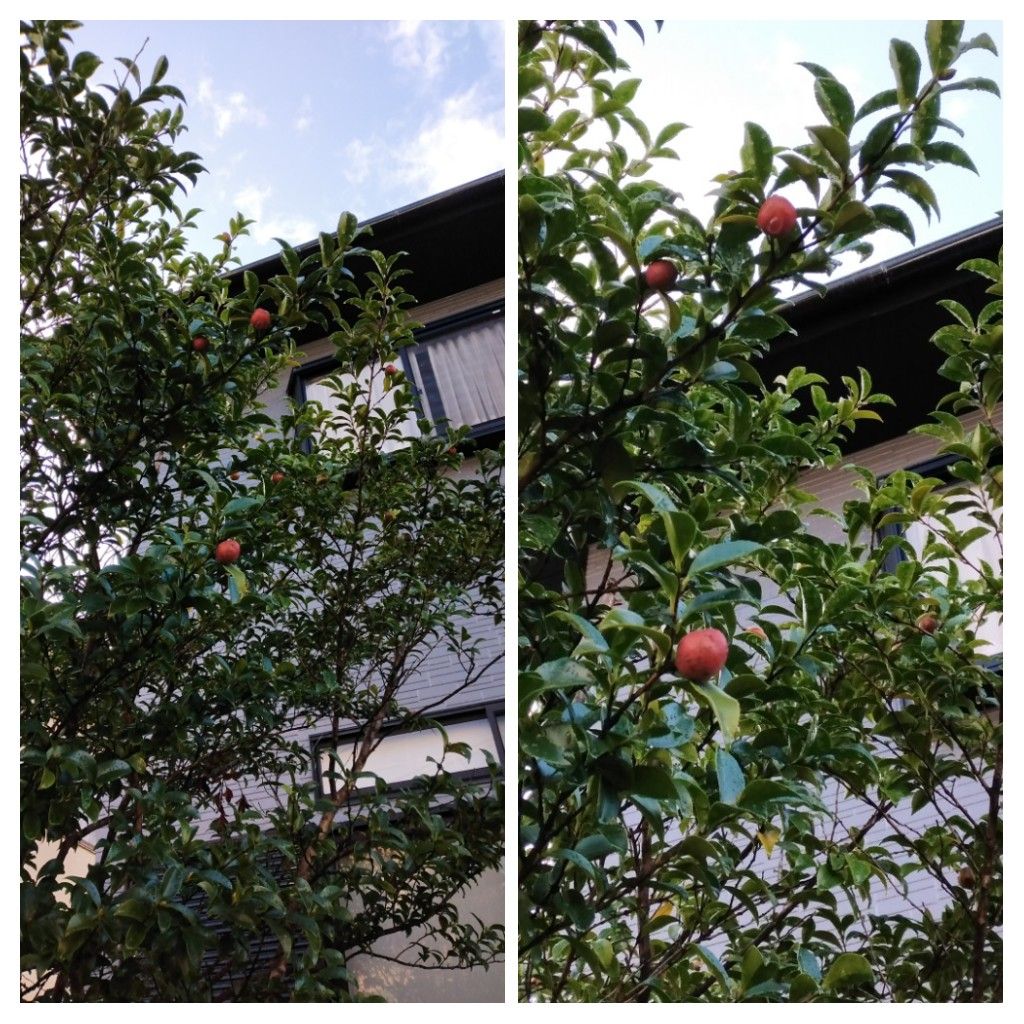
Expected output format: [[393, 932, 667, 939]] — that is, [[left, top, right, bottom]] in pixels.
[[757, 216, 1003, 936], [221, 172, 506, 1001], [22, 173, 506, 1003], [564, 217, 1002, 997]]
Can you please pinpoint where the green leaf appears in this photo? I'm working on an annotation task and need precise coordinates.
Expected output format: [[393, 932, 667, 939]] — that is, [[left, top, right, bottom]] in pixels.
[[225, 564, 248, 601], [923, 141, 978, 173], [823, 951, 874, 990], [688, 540, 763, 577], [859, 112, 902, 172], [889, 39, 921, 110], [113, 897, 152, 923], [621, 480, 678, 512], [881, 169, 940, 221], [692, 943, 732, 991], [715, 748, 744, 804], [833, 201, 874, 234], [692, 681, 741, 743], [71, 51, 102, 80], [519, 107, 552, 134], [660, 510, 698, 572], [95, 759, 132, 785], [552, 612, 610, 654], [854, 88, 898, 122], [632, 766, 679, 801], [797, 946, 823, 981], [740, 121, 773, 187], [813, 76, 855, 135], [940, 77, 1001, 97], [223, 496, 264, 515], [73, 877, 103, 908], [807, 124, 850, 170], [925, 20, 964, 74], [871, 203, 916, 243], [655, 122, 688, 148], [523, 660, 596, 704], [562, 24, 618, 67]]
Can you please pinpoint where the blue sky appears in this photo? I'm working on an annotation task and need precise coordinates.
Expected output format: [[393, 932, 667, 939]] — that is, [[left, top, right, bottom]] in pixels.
[[610, 20, 1003, 273], [68, 20, 504, 265]]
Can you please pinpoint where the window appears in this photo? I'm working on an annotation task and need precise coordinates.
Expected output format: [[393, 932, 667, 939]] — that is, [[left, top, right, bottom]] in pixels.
[[312, 704, 504, 797], [403, 305, 504, 438], [287, 303, 504, 450]]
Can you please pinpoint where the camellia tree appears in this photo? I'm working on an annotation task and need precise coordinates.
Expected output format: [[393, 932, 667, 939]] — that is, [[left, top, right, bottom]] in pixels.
[[518, 20, 1001, 1002], [21, 21, 504, 1002]]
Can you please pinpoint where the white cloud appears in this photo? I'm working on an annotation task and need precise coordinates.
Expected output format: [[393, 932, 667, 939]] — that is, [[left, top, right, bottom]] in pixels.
[[341, 139, 374, 186], [385, 21, 447, 80], [252, 215, 317, 247], [230, 183, 315, 247], [233, 184, 272, 221], [396, 86, 503, 193], [196, 77, 267, 138]]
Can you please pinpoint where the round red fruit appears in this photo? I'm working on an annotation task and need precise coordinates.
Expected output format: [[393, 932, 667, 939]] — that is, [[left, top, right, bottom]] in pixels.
[[215, 539, 241, 564], [916, 613, 939, 634], [192, 336, 209, 352], [250, 308, 272, 332], [230, 471, 241, 481], [270, 471, 285, 484], [384, 363, 399, 376], [675, 627, 729, 682], [757, 195, 798, 237], [642, 259, 678, 292]]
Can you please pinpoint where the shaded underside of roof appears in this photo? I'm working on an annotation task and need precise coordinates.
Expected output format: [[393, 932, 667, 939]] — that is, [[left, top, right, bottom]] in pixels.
[[230, 172, 503, 348], [760, 217, 1002, 452]]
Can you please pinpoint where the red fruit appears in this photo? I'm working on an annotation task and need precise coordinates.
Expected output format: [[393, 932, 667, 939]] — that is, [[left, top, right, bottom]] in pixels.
[[744, 626, 767, 640], [230, 471, 241, 481], [916, 614, 939, 634], [250, 308, 272, 332], [214, 539, 241, 564], [675, 627, 729, 682], [384, 363, 399, 376], [757, 195, 798, 237], [192, 336, 209, 352], [642, 259, 678, 292], [270, 471, 285, 484]]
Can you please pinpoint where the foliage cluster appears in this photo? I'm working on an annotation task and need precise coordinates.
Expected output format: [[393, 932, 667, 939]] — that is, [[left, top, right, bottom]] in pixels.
[[518, 19, 1001, 1002], [22, 21, 504, 1001]]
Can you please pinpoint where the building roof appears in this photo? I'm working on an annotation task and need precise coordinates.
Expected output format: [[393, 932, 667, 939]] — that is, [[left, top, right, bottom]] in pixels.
[[760, 217, 1002, 451], [229, 172, 503, 347]]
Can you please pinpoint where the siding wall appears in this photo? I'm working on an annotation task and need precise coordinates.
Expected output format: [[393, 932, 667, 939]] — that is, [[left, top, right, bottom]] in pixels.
[[214, 279, 506, 1000], [582, 405, 1001, 954], [46, 280, 507, 1001]]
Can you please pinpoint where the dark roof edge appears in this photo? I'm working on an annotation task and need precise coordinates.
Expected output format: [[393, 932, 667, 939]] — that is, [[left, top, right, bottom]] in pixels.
[[228, 170, 504, 281], [782, 215, 1003, 316]]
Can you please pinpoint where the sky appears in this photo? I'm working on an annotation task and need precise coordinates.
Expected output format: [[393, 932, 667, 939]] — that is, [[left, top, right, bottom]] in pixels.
[[66, 20, 504, 265], [607, 20, 1003, 275]]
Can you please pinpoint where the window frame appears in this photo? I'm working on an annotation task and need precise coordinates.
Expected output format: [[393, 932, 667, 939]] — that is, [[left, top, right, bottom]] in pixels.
[[309, 702, 505, 800], [286, 301, 505, 452]]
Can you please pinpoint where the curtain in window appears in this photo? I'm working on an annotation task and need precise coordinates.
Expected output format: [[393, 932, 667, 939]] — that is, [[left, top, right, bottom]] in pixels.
[[411, 317, 504, 430]]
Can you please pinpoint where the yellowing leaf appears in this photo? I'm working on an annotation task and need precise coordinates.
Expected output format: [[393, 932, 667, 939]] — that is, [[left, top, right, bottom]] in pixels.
[[757, 828, 780, 856], [651, 901, 674, 920]]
